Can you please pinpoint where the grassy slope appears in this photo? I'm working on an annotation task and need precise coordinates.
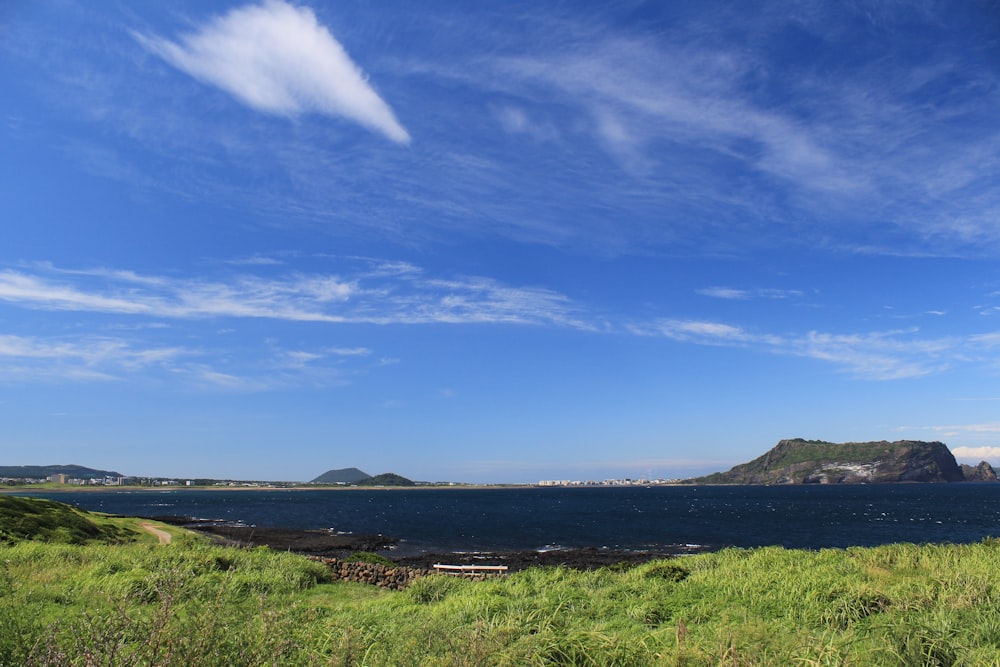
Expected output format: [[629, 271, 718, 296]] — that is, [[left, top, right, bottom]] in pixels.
[[3, 539, 1000, 665], [0, 495, 136, 545], [0, 495, 186, 546], [755, 439, 951, 469], [4, 495, 1000, 665]]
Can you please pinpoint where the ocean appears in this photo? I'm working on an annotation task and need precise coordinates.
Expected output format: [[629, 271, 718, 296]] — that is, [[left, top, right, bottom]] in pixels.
[[20, 483, 1000, 555]]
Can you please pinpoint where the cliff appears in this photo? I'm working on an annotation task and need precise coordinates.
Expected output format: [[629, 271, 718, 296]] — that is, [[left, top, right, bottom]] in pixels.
[[961, 461, 998, 482], [688, 439, 967, 485]]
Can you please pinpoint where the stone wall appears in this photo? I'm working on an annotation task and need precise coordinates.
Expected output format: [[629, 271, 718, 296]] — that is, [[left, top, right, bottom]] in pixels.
[[309, 557, 508, 589], [309, 557, 430, 590]]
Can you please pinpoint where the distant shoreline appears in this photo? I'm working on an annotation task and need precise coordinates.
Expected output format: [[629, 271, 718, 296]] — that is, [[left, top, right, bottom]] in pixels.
[[0, 483, 536, 493]]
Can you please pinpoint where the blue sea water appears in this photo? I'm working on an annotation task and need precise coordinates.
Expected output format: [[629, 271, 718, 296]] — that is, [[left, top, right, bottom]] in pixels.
[[20, 484, 1000, 555]]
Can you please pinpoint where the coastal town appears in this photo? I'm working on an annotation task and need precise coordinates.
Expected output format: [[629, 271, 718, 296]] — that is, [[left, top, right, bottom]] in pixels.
[[536, 477, 681, 487], [4, 472, 680, 489]]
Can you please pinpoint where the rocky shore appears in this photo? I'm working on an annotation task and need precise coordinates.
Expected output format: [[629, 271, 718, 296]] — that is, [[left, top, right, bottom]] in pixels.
[[392, 544, 711, 572], [144, 515, 710, 571], [145, 516, 397, 555]]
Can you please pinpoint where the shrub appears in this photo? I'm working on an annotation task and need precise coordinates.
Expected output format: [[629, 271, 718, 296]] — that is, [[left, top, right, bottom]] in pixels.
[[344, 551, 394, 566]]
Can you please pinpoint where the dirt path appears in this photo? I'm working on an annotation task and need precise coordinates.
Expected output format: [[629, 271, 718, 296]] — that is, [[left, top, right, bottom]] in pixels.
[[139, 521, 172, 545]]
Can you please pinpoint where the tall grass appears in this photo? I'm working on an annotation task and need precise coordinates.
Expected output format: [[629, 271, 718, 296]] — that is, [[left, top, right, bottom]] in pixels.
[[4, 539, 1000, 665], [0, 496, 131, 545]]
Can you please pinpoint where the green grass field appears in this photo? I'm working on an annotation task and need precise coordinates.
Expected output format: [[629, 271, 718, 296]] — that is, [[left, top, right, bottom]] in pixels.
[[2, 496, 1000, 665]]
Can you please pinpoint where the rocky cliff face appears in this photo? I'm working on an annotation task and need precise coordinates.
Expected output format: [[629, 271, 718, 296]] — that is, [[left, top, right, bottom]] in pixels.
[[689, 439, 967, 485], [960, 461, 998, 482]]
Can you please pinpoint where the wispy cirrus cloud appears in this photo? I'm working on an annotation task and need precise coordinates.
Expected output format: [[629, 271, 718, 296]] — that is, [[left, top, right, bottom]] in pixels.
[[634, 319, 956, 380], [327, 347, 372, 357], [797, 331, 954, 381], [0, 331, 378, 390], [0, 263, 592, 330], [477, 3, 1000, 255], [494, 37, 859, 192], [0, 334, 187, 382], [12, 1, 997, 259], [638, 320, 763, 346], [0, 269, 355, 322], [135, 0, 409, 143], [697, 287, 804, 301], [4, 262, 1000, 386]]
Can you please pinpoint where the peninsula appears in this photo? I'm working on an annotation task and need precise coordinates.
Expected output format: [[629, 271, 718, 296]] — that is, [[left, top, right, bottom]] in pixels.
[[687, 438, 995, 485]]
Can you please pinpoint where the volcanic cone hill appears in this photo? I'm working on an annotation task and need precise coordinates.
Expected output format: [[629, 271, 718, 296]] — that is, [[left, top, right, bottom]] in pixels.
[[311, 468, 372, 484], [686, 438, 988, 485], [310, 469, 416, 486]]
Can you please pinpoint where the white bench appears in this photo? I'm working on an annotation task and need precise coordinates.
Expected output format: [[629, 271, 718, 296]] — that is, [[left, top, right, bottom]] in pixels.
[[432, 563, 509, 576]]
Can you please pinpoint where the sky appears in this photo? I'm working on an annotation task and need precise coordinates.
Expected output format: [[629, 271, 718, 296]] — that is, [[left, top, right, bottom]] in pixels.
[[1, 0, 999, 483]]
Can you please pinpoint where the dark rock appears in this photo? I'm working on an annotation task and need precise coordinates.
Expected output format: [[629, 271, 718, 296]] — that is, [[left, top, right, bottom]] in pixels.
[[393, 544, 712, 573], [158, 521, 397, 556], [961, 461, 998, 482]]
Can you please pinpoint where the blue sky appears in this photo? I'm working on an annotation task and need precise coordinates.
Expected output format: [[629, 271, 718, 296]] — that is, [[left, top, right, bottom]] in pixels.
[[2, 0, 999, 483]]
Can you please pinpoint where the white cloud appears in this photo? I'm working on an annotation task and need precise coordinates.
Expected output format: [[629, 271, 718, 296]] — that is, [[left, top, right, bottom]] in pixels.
[[796, 330, 953, 381], [970, 332, 1000, 346], [944, 424, 1000, 435], [327, 347, 371, 357], [0, 263, 590, 330], [638, 318, 953, 380], [475, 7, 1000, 256], [697, 287, 750, 300], [0, 334, 187, 382], [0, 331, 381, 391], [184, 367, 264, 391], [0, 270, 153, 314], [281, 350, 325, 367], [0, 268, 355, 321], [497, 106, 528, 133], [648, 319, 752, 344], [137, 0, 409, 143], [223, 255, 285, 266], [952, 446, 1000, 460], [494, 38, 863, 195], [5, 260, 998, 386], [495, 105, 558, 143], [697, 287, 804, 300]]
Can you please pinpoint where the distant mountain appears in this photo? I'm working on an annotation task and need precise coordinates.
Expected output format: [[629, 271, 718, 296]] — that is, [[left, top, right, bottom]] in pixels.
[[311, 467, 372, 484], [354, 473, 415, 487], [0, 465, 124, 480], [686, 439, 968, 485]]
